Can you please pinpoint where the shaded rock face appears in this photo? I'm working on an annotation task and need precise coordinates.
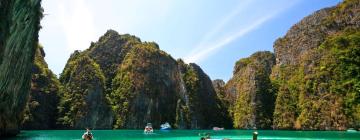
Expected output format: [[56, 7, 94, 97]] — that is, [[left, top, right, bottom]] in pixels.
[[176, 62, 233, 129], [0, 0, 42, 136], [58, 55, 112, 129], [57, 30, 143, 129], [59, 30, 231, 129], [213, 79, 225, 89], [226, 51, 276, 129], [21, 46, 60, 130], [212, 79, 230, 107], [86, 30, 141, 88], [110, 43, 182, 129], [272, 0, 360, 130]]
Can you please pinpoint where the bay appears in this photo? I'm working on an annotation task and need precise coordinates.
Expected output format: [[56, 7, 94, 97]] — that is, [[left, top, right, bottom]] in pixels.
[[5, 130, 360, 140]]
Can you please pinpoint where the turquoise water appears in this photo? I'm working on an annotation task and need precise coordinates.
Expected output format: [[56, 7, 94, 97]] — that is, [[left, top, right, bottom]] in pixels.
[[5, 130, 360, 140]]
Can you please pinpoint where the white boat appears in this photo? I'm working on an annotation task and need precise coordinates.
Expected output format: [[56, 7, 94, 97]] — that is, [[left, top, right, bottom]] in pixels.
[[160, 122, 171, 130], [213, 127, 224, 131], [347, 128, 357, 133], [144, 123, 153, 134]]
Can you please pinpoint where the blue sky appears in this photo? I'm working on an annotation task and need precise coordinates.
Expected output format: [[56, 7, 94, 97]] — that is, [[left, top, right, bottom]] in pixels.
[[39, 0, 342, 81]]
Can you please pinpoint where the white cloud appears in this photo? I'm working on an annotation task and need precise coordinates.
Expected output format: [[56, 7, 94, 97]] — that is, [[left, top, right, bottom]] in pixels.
[[184, 0, 299, 63], [57, 0, 96, 51], [187, 0, 252, 57], [55, 0, 173, 51], [185, 14, 274, 63]]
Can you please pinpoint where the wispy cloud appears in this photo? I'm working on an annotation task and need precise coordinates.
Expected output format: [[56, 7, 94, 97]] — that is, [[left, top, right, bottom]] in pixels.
[[187, 0, 253, 56], [184, 1, 299, 63], [57, 0, 96, 51], [185, 15, 274, 63]]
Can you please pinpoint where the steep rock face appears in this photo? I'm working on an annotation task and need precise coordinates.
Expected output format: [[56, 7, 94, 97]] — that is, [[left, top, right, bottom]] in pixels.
[[110, 42, 182, 129], [0, 0, 42, 136], [176, 61, 233, 129], [212, 79, 231, 108], [274, 0, 360, 66], [226, 51, 276, 129], [213, 79, 226, 92], [58, 54, 112, 129], [272, 0, 360, 130], [59, 30, 232, 129], [57, 30, 142, 129], [86, 30, 141, 89], [21, 46, 60, 130]]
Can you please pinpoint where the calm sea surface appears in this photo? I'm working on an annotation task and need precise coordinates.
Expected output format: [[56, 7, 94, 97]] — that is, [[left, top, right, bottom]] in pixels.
[[4, 130, 360, 140]]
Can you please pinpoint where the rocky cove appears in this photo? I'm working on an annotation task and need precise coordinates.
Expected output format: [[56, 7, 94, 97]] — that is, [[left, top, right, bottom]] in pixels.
[[1, 0, 360, 137]]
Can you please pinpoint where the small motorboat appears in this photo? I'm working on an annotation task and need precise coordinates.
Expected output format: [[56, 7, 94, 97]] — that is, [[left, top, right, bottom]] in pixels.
[[347, 128, 357, 133], [213, 127, 224, 131], [144, 123, 154, 134], [160, 122, 172, 130]]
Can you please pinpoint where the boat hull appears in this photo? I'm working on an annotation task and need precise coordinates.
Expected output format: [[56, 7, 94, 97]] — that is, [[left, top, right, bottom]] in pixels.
[[160, 128, 171, 130]]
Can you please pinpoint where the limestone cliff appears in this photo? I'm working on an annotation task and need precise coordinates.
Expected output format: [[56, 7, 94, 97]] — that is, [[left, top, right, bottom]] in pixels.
[[0, 0, 42, 136], [59, 30, 231, 129], [272, 0, 360, 130], [110, 42, 182, 129], [226, 51, 276, 129], [58, 54, 113, 129], [21, 46, 60, 130], [86, 30, 141, 90], [176, 61, 233, 129], [212, 79, 231, 109]]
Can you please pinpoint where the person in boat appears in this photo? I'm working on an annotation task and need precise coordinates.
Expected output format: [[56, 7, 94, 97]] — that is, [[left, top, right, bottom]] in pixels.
[[199, 133, 211, 140], [144, 123, 153, 133], [82, 128, 93, 140], [199, 132, 229, 140]]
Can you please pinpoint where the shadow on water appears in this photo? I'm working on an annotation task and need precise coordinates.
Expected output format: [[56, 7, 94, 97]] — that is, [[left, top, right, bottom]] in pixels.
[[3, 132, 40, 140]]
